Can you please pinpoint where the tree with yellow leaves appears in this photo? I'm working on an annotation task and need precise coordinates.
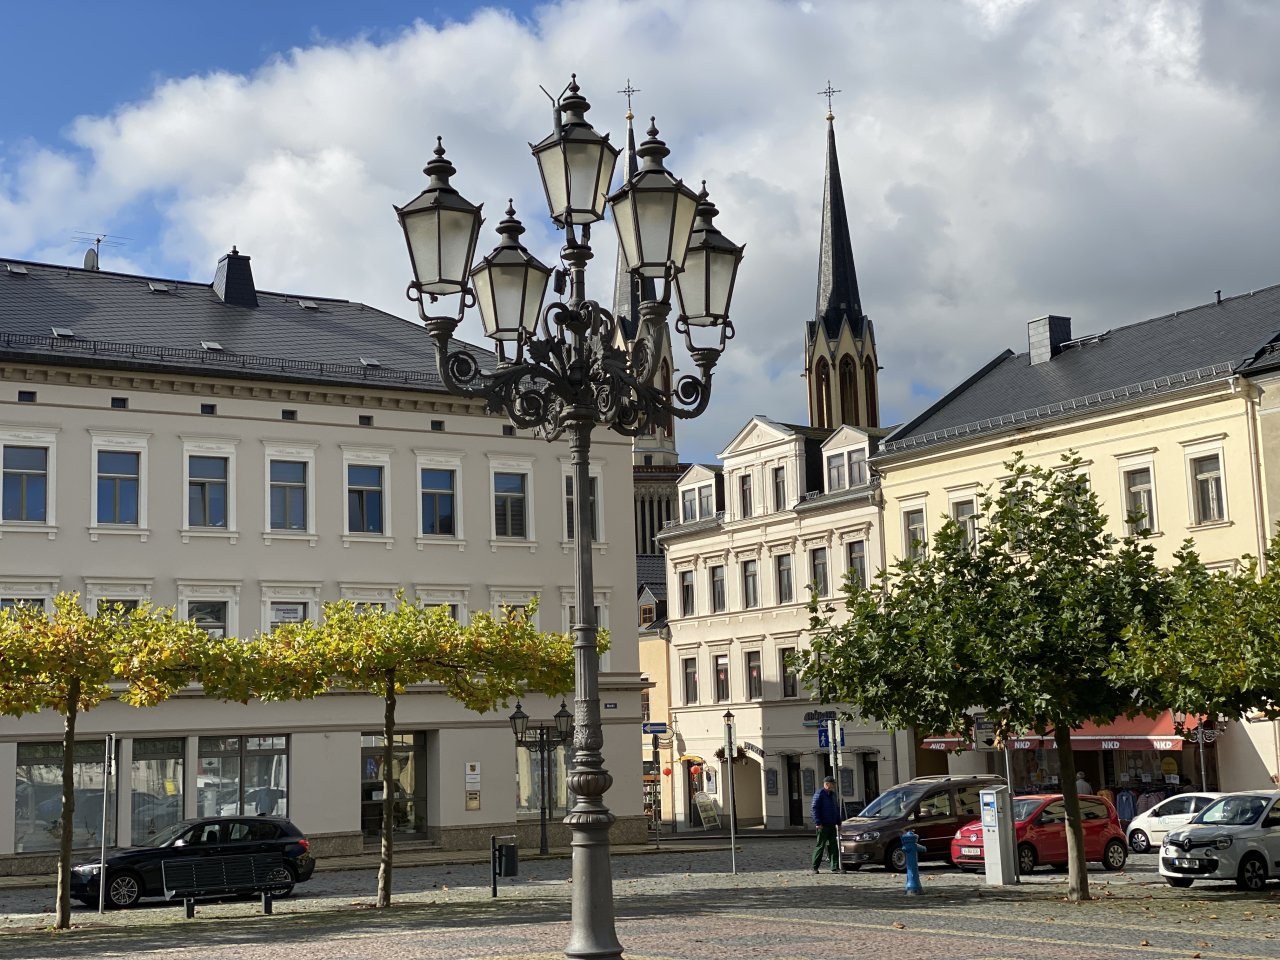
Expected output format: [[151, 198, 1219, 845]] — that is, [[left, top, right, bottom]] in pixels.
[[0, 595, 207, 928]]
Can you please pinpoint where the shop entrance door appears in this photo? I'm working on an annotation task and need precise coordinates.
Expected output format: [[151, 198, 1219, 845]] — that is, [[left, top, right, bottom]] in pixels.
[[786, 757, 804, 826], [360, 731, 429, 839], [861, 754, 880, 808]]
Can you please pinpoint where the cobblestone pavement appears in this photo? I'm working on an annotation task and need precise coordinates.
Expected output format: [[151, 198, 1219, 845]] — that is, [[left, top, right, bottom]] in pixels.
[[3, 840, 1280, 960]]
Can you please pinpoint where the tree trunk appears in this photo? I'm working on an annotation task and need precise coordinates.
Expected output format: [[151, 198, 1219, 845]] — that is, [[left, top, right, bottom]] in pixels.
[[56, 680, 80, 930], [378, 667, 396, 908], [1054, 726, 1090, 902]]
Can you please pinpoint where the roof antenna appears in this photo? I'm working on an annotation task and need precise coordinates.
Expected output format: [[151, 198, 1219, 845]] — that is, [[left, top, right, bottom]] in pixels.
[[1216, 289, 1222, 305], [71, 232, 130, 271]]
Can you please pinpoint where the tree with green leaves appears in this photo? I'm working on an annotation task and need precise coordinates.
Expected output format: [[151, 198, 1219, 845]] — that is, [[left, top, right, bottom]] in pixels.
[[228, 596, 582, 908], [1116, 540, 1280, 731], [802, 454, 1169, 902], [0, 595, 207, 928]]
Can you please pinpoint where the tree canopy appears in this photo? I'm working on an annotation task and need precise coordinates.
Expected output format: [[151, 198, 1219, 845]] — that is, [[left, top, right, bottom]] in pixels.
[[802, 454, 1169, 901]]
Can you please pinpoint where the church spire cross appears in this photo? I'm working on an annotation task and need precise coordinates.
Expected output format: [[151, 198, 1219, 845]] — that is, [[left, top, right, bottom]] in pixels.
[[619, 79, 641, 121], [818, 80, 841, 120]]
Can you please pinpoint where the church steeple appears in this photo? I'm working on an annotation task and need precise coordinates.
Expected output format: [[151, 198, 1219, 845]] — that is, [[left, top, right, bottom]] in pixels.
[[805, 84, 879, 430]]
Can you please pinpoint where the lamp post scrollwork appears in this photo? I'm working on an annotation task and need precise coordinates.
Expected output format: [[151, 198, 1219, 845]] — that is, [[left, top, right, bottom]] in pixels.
[[396, 75, 743, 960]]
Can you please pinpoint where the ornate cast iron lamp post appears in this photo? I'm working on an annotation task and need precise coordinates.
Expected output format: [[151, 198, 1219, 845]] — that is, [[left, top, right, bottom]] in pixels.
[[396, 76, 743, 960], [1174, 712, 1222, 789], [510, 700, 574, 855]]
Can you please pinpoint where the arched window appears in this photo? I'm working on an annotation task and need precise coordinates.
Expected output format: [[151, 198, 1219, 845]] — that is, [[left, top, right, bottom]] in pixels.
[[814, 358, 832, 429], [838, 355, 859, 427], [863, 356, 878, 426]]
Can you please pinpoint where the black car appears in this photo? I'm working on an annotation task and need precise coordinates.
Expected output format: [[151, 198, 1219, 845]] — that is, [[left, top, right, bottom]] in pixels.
[[71, 815, 316, 908]]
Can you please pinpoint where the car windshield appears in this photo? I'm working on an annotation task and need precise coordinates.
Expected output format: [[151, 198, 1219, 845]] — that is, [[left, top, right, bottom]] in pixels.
[[1013, 798, 1045, 822], [1195, 795, 1266, 826], [140, 821, 193, 848], [860, 785, 924, 819]]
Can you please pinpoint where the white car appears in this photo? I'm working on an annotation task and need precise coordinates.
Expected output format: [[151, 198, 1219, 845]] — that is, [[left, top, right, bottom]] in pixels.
[[1160, 790, 1280, 891], [1127, 792, 1223, 853]]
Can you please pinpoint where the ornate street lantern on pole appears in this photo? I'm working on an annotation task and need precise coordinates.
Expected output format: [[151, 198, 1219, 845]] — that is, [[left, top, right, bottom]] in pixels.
[[397, 75, 743, 960], [1173, 712, 1222, 789], [511, 700, 574, 855]]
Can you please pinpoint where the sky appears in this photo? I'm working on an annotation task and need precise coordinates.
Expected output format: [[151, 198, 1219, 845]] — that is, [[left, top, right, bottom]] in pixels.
[[4, 0, 1280, 463]]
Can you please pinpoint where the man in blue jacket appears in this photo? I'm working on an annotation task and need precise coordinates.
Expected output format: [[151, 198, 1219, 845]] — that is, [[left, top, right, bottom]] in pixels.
[[811, 775, 841, 873]]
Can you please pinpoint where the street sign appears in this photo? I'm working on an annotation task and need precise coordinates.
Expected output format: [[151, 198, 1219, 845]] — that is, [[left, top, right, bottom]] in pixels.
[[641, 721, 669, 735], [817, 726, 846, 748]]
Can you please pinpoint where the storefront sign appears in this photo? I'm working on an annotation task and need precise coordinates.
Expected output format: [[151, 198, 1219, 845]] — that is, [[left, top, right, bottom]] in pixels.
[[693, 791, 720, 830], [802, 709, 839, 728], [765, 768, 779, 796], [742, 741, 765, 758]]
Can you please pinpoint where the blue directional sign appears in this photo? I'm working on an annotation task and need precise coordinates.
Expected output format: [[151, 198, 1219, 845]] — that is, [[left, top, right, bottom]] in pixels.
[[641, 722, 669, 735], [817, 726, 846, 749]]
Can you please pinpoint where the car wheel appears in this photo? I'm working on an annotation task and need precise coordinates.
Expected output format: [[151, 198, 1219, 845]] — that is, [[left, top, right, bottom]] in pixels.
[[1128, 829, 1150, 854], [1102, 839, 1128, 871], [106, 870, 142, 909], [1017, 843, 1037, 875], [885, 842, 907, 873], [1236, 854, 1268, 892], [1165, 876, 1194, 888], [265, 863, 296, 899]]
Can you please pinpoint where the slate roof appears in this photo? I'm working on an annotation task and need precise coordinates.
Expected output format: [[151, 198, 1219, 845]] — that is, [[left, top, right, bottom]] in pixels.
[[0, 256, 495, 393], [635, 554, 668, 601], [882, 284, 1280, 455], [810, 117, 866, 343]]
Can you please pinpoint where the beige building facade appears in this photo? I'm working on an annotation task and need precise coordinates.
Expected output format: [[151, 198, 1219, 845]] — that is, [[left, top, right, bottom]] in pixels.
[[877, 293, 1280, 794], [0, 254, 643, 873]]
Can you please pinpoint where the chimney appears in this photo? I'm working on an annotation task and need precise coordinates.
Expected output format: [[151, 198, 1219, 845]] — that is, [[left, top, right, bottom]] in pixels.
[[213, 247, 258, 308], [1027, 315, 1071, 365]]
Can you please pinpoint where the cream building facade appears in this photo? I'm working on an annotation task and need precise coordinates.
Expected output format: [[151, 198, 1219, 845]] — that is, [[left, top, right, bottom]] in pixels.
[[877, 292, 1280, 794], [0, 252, 643, 873], [658, 419, 910, 831]]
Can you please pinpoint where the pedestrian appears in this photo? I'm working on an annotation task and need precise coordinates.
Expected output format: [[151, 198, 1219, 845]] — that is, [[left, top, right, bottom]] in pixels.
[[1075, 770, 1093, 795], [811, 775, 841, 873]]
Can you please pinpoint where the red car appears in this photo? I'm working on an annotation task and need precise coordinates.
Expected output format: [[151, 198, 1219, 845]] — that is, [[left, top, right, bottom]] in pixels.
[[951, 794, 1128, 874]]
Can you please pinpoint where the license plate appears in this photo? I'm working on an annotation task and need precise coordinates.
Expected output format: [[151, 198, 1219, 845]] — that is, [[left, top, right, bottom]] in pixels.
[[1173, 858, 1200, 868], [962, 847, 981, 856]]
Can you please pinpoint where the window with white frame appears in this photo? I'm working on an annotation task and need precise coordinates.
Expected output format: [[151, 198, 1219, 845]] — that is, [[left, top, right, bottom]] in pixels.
[[826, 453, 846, 492], [564, 473, 599, 542], [776, 553, 794, 604], [745, 650, 762, 700], [263, 442, 316, 541], [178, 581, 239, 639], [714, 653, 730, 702], [682, 657, 698, 704], [1189, 453, 1225, 525], [780, 646, 798, 698], [739, 473, 753, 519], [491, 587, 539, 625], [268, 601, 309, 629], [347, 464, 385, 534], [809, 547, 829, 597], [681, 488, 696, 522], [697, 483, 714, 518], [1123, 466, 1157, 535], [412, 583, 468, 621], [710, 565, 726, 612], [742, 558, 759, 609], [846, 540, 867, 589], [679, 570, 695, 616], [904, 507, 927, 560], [83, 577, 151, 613], [0, 577, 57, 613], [848, 450, 868, 486], [261, 582, 321, 631], [90, 432, 148, 533], [2, 445, 49, 523], [951, 498, 977, 549], [421, 467, 456, 536], [494, 472, 529, 538], [772, 466, 787, 511], [182, 438, 237, 538]]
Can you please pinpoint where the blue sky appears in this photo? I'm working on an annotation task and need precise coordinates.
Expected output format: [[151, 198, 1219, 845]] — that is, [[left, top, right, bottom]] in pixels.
[[4, 1, 1280, 463]]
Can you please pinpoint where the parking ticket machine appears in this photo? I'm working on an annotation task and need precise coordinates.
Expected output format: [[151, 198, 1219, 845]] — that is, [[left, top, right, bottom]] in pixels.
[[980, 785, 1018, 885]]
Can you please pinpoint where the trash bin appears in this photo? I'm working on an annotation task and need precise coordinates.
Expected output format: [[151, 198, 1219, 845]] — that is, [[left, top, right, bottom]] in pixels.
[[496, 843, 519, 877]]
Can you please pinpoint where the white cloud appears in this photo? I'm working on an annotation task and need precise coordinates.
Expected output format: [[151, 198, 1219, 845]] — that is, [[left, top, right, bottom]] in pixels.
[[4, 0, 1280, 462]]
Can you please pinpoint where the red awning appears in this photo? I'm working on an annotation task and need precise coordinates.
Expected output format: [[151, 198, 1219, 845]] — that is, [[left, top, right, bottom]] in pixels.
[[921, 711, 1183, 752]]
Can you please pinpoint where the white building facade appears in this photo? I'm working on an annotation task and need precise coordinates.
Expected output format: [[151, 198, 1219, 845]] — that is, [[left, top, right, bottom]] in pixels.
[[0, 252, 643, 873], [658, 419, 910, 831]]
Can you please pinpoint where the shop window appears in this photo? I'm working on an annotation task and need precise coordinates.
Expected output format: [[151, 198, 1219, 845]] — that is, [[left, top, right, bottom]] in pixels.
[[15, 740, 110, 853], [130, 737, 184, 842], [360, 731, 428, 837], [197, 735, 288, 818]]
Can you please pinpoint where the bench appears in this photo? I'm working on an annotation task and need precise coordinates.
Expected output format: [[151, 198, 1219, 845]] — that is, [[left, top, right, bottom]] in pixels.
[[162, 853, 291, 918]]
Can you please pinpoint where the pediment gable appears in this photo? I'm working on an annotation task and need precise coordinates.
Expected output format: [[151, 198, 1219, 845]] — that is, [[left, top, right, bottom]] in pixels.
[[718, 416, 796, 459], [677, 463, 720, 487]]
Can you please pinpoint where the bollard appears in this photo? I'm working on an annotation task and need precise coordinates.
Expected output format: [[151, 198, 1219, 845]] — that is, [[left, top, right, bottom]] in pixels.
[[902, 829, 925, 895]]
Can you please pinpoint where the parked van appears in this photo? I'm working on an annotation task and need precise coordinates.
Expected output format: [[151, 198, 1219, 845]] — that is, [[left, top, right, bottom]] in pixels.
[[839, 774, 1003, 871]]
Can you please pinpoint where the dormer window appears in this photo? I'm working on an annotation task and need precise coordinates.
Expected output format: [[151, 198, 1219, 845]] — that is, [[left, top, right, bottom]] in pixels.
[[848, 450, 867, 485], [51, 327, 75, 339], [697, 483, 714, 518], [201, 341, 224, 352], [827, 453, 846, 492], [681, 488, 696, 522]]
